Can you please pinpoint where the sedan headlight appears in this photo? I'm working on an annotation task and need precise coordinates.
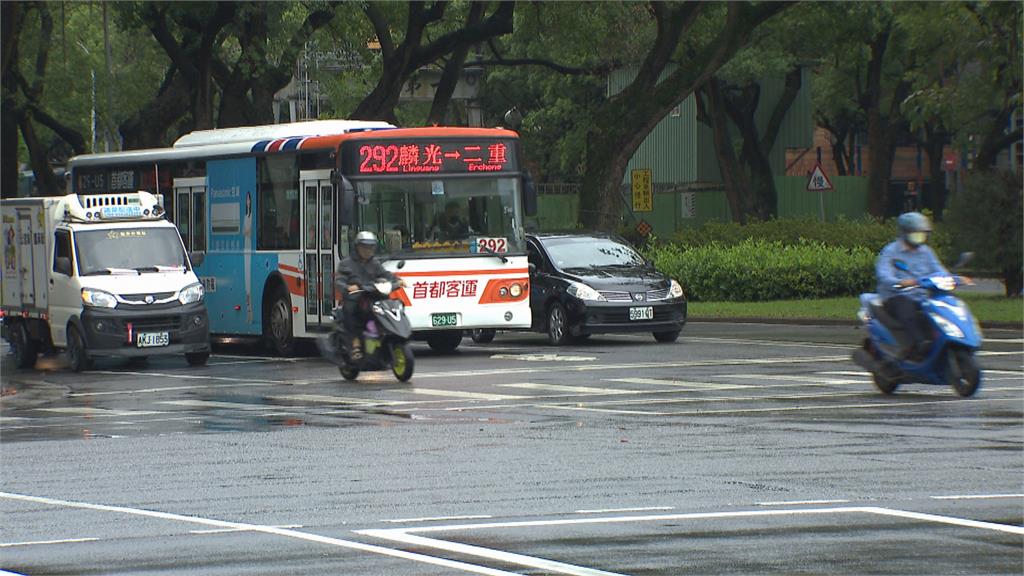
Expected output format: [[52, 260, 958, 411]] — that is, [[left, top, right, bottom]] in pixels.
[[178, 282, 204, 305], [669, 279, 685, 299], [567, 281, 606, 301], [82, 289, 117, 309]]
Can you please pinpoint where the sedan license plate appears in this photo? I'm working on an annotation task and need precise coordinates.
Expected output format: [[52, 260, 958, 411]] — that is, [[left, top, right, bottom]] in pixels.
[[431, 313, 459, 327], [137, 332, 170, 348], [629, 306, 654, 321]]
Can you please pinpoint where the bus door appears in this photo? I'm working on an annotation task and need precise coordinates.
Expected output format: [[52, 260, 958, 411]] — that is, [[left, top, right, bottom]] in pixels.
[[300, 170, 335, 329], [173, 177, 208, 255]]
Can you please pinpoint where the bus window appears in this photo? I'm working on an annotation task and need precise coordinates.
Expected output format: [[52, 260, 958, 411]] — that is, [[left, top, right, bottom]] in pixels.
[[257, 155, 299, 250], [193, 191, 207, 251]]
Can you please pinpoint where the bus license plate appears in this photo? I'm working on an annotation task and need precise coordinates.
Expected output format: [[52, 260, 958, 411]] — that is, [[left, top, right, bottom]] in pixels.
[[137, 332, 170, 347], [629, 307, 654, 321], [431, 313, 459, 327]]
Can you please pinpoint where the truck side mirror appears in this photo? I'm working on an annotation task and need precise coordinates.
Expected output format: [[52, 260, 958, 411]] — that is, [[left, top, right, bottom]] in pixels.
[[189, 251, 205, 268], [523, 173, 538, 217], [55, 256, 72, 276]]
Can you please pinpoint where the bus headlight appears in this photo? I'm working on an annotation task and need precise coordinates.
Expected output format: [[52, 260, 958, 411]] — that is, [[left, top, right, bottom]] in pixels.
[[178, 283, 205, 305], [509, 283, 523, 298], [82, 289, 117, 309]]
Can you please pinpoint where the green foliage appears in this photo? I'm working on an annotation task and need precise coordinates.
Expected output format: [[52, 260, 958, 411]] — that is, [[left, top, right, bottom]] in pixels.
[[944, 170, 1023, 296], [646, 239, 876, 302]]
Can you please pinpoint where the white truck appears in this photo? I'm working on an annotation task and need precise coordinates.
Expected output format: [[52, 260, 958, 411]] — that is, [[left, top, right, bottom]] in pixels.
[[2, 191, 210, 371]]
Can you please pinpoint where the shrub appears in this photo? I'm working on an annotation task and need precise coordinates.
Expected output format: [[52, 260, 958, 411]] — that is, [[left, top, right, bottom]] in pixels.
[[944, 170, 1023, 296], [646, 239, 875, 302]]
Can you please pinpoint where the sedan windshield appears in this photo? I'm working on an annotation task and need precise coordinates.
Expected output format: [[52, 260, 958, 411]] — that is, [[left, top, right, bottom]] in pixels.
[[541, 237, 646, 270], [75, 227, 188, 275]]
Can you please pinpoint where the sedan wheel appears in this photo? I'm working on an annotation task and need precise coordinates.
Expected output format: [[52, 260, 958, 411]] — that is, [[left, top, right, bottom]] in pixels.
[[547, 303, 571, 346]]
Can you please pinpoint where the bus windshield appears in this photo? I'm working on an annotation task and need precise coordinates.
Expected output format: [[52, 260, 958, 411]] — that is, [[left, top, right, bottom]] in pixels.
[[75, 227, 188, 275], [354, 176, 525, 256]]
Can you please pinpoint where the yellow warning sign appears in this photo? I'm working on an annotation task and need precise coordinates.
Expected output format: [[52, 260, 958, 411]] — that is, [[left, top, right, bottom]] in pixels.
[[631, 168, 653, 212]]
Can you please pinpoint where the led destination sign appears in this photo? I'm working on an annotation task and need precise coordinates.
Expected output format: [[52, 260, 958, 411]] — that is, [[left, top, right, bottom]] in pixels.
[[342, 139, 517, 175]]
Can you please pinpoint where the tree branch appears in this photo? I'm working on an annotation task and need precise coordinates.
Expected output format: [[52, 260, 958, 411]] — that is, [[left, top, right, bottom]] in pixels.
[[364, 3, 395, 61], [413, 1, 514, 68]]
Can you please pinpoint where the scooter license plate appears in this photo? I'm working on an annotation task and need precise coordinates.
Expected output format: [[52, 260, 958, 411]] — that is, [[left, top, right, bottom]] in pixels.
[[431, 313, 459, 327], [629, 306, 654, 321], [137, 332, 170, 347]]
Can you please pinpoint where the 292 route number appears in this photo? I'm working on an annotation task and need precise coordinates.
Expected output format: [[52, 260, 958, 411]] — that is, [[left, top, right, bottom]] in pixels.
[[475, 237, 508, 254]]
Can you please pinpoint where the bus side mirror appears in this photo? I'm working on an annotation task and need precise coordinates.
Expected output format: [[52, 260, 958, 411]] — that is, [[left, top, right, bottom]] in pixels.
[[337, 175, 355, 227], [523, 173, 538, 217]]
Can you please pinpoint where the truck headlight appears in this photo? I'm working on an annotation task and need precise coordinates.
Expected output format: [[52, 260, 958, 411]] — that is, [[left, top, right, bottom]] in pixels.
[[567, 281, 605, 301], [81, 289, 117, 309], [669, 279, 685, 299], [178, 283, 204, 305]]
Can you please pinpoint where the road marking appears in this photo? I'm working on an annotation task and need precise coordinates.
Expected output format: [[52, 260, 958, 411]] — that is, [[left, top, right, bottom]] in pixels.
[[758, 500, 851, 506], [537, 397, 1020, 417], [0, 537, 100, 547], [0, 492, 521, 576], [372, 505, 1024, 536], [34, 407, 167, 417], [575, 506, 675, 514], [683, 336, 850, 350], [359, 529, 625, 576], [607, 378, 749, 390], [490, 354, 597, 362], [499, 383, 636, 395], [264, 394, 407, 406], [384, 515, 493, 524], [930, 493, 1024, 500], [716, 374, 868, 385], [406, 389, 526, 401], [978, 351, 1022, 356], [157, 400, 276, 410], [190, 524, 303, 534], [986, 338, 1023, 343]]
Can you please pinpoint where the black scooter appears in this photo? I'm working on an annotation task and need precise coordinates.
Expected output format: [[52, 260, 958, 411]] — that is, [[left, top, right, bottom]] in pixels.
[[318, 279, 415, 382]]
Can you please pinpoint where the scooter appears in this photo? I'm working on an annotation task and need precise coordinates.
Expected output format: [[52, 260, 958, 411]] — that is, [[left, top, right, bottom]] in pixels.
[[318, 278, 415, 382], [852, 254, 982, 397]]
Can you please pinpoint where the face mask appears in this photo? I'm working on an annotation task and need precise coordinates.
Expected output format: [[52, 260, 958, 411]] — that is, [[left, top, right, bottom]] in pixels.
[[906, 231, 928, 246]]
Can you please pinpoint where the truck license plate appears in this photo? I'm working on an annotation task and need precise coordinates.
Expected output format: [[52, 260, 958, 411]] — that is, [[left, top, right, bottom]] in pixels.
[[431, 313, 459, 327], [137, 332, 170, 347], [629, 306, 654, 321]]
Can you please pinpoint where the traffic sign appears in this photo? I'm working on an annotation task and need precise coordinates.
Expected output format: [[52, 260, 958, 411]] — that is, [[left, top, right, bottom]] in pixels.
[[635, 219, 652, 237], [806, 164, 833, 192], [631, 168, 653, 212]]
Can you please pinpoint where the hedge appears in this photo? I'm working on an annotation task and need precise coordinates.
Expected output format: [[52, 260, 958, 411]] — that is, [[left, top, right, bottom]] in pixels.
[[646, 239, 876, 302]]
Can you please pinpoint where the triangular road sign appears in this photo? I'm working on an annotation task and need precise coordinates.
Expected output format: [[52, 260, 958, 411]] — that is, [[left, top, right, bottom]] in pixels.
[[807, 163, 834, 192]]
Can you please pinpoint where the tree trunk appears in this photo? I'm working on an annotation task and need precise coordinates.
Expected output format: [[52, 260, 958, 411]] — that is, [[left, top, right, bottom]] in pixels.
[[19, 114, 62, 195], [119, 71, 191, 149], [922, 123, 948, 220], [696, 81, 749, 223], [863, 27, 891, 218], [1, 101, 22, 198]]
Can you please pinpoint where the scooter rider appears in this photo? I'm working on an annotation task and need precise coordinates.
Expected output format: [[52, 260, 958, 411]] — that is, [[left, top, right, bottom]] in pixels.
[[337, 231, 405, 360], [876, 212, 969, 360]]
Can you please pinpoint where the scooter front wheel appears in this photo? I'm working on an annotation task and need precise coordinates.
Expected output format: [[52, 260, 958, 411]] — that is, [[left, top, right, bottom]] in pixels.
[[872, 371, 899, 395], [339, 364, 360, 381], [390, 342, 415, 382], [948, 347, 981, 397]]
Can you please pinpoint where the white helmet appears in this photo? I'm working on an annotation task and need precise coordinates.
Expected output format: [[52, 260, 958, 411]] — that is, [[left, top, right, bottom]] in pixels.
[[355, 231, 377, 246]]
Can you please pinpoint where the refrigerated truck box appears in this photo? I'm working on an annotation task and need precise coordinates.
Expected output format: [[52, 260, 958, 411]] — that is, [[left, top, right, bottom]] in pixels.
[[1, 191, 210, 371]]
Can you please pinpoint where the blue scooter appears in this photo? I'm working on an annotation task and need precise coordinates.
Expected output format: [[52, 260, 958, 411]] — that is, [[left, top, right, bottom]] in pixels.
[[852, 254, 983, 397]]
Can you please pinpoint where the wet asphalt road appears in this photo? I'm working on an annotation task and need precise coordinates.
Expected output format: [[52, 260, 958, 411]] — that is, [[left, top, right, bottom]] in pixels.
[[1, 322, 1022, 575]]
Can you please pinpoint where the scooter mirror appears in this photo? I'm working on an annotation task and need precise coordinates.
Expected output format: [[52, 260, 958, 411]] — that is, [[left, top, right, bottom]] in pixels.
[[953, 251, 975, 270]]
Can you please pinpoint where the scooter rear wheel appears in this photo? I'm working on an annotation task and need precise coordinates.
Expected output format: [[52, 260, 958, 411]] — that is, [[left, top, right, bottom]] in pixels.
[[390, 342, 415, 382], [872, 371, 900, 395], [339, 364, 360, 381], [948, 347, 981, 397]]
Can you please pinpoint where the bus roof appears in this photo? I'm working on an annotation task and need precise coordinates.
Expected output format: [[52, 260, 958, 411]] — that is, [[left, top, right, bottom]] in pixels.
[[173, 119, 394, 147]]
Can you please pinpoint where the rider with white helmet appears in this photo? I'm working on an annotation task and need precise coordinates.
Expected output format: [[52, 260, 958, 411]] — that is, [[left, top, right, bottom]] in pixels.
[[336, 231, 405, 359]]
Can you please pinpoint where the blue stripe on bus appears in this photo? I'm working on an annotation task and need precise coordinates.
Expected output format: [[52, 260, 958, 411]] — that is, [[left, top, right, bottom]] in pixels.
[[282, 137, 303, 151], [251, 140, 270, 153]]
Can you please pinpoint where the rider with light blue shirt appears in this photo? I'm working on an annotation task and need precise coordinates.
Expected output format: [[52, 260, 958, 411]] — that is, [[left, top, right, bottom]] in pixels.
[[875, 212, 970, 359]]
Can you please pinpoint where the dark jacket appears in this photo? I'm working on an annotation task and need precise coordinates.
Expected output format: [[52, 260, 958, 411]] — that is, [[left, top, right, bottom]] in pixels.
[[336, 255, 399, 293]]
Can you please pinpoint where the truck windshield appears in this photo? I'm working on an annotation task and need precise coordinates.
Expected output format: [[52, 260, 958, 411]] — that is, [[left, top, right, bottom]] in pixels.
[[353, 177, 524, 256], [75, 228, 188, 275]]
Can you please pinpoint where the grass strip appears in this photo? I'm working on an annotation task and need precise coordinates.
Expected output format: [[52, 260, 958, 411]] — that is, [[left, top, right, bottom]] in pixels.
[[689, 293, 1022, 325]]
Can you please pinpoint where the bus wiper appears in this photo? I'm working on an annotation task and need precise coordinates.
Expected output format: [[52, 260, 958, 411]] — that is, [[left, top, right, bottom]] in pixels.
[[479, 243, 508, 263]]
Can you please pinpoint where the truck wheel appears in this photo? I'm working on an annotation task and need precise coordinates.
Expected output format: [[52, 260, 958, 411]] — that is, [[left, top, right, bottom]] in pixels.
[[427, 331, 462, 354], [264, 286, 294, 356], [11, 321, 38, 369], [185, 352, 210, 367], [67, 325, 91, 373]]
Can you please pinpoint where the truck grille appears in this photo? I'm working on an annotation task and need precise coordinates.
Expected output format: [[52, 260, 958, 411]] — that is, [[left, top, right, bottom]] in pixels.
[[127, 316, 180, 331]]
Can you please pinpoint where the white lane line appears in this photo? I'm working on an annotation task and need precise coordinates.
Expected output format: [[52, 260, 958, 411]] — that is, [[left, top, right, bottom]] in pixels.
[[490, 354, 597, 362], [157, 400, 275, 411], [715, 374, 868, 385], [379, 505, 1024, 536], [498, 383, 636, 395], [930, 494, 1024, 500], [0, 537, 100, 547], [384, 515, 493, 524], [190, 524, 303, 534], [359, 529, 624, 576], [0, 492, 520, 576], [406, 389, 526, 401], [608, 378, 749, 390], [978, 351, 1022, 356], [575, 507, 675, 514], [34, 407, 167, 417], [986, 338, 1024, 343], [264, 394, 407, 406], [538, 397, 1021, 417], [758, 500, 851, 506], [683, 336, 850, 350], [862, 506, 1024, 535]]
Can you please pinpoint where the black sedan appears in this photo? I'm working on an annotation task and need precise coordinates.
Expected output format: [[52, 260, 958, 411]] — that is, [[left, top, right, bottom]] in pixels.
[[524, 232, 687, 345]]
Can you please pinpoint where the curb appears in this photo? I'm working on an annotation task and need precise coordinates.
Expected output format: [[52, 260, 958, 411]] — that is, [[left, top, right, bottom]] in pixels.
[[689, 317, 1023, 331]]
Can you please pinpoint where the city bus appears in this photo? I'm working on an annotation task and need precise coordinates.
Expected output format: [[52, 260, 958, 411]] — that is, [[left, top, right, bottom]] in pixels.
[[67, 120, 537, 355]]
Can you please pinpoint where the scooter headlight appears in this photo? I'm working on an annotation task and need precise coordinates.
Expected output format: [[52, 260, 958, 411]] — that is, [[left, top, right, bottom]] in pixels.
[[929, 313, 964, 339]]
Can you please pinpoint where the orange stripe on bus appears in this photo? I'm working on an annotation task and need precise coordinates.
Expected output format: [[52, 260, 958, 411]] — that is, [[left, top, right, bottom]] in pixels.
[[396, 268, 528, 277], [279, 263, 301, 274], [282, 273, 303, 296]]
